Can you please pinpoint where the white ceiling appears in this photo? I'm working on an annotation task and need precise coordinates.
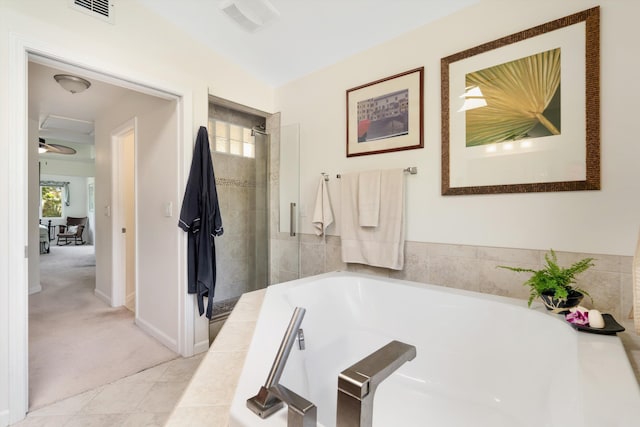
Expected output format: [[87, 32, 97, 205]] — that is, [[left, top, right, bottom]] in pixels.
[[138, 0, 479, 87], [29, 60, 131, 161], [29, 0, 478, 157]]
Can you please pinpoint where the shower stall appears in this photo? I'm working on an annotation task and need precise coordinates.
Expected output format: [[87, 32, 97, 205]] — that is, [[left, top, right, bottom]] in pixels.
[[207, 98, 300, 332]]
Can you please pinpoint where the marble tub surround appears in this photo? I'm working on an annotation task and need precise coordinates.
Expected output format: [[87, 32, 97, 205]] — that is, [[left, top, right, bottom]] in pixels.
[[295, 235, 633, 321], [166, 289, 266, 427], [295, 235, 640, 379], [168, 238, 639, 425]]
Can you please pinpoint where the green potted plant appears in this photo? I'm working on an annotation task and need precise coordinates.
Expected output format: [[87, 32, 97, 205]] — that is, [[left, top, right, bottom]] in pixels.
[[498, 249, 594, 311]]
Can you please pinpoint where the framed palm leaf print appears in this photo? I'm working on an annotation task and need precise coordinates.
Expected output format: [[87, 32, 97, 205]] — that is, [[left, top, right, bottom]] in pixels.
[[441, 7, 600, 195]]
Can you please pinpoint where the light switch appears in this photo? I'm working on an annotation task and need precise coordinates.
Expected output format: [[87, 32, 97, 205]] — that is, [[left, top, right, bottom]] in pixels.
[[164, 202, 173, 217]]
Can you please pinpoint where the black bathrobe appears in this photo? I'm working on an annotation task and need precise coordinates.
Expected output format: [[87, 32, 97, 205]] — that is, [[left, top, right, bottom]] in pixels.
[[178, 126, 223, 319]]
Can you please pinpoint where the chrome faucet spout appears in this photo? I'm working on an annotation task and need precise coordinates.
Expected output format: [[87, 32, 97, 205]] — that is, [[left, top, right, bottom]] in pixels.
[[336, 340, 416, 427]]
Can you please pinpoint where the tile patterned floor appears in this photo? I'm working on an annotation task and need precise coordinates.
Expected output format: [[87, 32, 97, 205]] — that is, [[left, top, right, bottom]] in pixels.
[[13, 353, 205, 427]]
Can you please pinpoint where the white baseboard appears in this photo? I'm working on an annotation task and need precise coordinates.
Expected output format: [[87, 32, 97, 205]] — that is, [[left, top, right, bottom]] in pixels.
[[1, 408, 10, 427], [94, 288, 111, 306], [193, 339, 209, 355], [135, 316, 178, 353], [29, 284, 42, 295]]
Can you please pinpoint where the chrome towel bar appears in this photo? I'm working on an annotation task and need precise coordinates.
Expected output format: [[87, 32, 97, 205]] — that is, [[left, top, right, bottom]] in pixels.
[[335, 166, 417, 179]]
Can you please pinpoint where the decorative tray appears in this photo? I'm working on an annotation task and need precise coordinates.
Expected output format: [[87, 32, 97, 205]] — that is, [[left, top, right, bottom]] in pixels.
[[568, 313, 625, 335]]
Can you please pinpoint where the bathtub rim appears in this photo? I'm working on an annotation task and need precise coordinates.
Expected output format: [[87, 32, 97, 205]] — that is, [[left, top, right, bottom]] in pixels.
[[229, 271, 640, 427]]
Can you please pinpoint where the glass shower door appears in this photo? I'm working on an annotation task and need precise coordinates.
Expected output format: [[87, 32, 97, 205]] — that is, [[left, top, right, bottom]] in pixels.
[[276, 123, 300, 282]]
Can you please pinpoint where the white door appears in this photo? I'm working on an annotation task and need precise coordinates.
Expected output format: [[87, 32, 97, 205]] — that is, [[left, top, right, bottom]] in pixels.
[[111, 121, 137, 311]]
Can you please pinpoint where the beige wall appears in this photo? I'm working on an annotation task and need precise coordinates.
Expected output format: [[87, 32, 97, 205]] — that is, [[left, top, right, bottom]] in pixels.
[[94, 91, 179, 349], [275, 0, 640, 257], [269, 0, 640, 380], [39, 158, 95, 178]]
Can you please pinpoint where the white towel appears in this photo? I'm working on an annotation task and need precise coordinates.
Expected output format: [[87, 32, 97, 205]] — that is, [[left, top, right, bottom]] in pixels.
[[358, 170, 380, 227], [312, 176, 334, 236], [340, 169, 405, 270]]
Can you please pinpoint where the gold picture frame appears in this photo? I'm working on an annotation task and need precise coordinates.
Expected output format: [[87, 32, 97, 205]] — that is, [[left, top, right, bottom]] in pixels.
[[346, 67, 424, 157], [441, 7, 600, 195]]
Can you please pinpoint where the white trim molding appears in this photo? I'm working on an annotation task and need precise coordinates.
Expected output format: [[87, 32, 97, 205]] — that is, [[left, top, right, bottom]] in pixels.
[[7, 31, 30, 425], [110, 118, 137, 309]]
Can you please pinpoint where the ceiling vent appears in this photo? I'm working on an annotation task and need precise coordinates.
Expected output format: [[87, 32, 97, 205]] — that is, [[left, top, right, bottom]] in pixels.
[[41, 115, 94, 135], [70, 0, 114, 24], [219, 0, 279, 33]]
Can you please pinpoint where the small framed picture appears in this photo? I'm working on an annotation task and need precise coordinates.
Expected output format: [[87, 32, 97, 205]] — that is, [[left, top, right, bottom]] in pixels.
[[346, 67, 424, 157]]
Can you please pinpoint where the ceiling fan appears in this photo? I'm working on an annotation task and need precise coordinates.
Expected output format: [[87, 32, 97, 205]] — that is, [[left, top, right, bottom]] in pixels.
[[39, 137, 76, 155]]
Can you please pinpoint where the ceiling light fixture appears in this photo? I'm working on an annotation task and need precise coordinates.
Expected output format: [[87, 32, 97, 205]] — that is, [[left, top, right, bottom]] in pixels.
[[53, 74, 91, 94]]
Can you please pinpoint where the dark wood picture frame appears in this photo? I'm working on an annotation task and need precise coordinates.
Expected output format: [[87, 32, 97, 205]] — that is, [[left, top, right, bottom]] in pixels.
[[346, 67, 424, 157], [441, 7, 600, 195]]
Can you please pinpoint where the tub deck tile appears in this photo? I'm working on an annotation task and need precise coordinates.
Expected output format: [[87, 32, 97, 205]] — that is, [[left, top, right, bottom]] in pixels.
[[166, 289, 266, 426]]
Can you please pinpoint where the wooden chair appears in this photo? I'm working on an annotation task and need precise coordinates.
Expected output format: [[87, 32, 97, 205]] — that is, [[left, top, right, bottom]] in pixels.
[[57, 216, 88, 246]]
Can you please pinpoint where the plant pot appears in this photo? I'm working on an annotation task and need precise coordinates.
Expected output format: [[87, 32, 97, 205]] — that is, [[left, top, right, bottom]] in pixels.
[[540, 290, 584, 313]]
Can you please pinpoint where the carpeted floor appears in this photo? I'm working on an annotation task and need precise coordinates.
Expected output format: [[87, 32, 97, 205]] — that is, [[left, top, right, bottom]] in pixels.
[[29, 245, 178, 410]]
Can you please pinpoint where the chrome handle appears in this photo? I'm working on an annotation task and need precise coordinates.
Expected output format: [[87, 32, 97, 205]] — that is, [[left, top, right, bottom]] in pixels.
[[289, 202, 296, 237], [266, 307, 306, 389]]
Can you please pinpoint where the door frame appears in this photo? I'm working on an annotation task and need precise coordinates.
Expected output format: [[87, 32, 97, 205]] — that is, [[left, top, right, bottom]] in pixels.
[[111, 119, 138, 310], [7, 34, 194, 424]]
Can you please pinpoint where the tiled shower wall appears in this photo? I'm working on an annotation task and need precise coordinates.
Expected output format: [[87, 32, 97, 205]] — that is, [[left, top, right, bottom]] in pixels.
[[213, 154, 258, 300], [209, 103, 268, 301]]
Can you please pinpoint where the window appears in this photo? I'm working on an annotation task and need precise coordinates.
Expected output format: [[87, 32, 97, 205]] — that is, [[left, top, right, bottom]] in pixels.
[[208, 118, 255, 158], [41, 185, 64, 218]]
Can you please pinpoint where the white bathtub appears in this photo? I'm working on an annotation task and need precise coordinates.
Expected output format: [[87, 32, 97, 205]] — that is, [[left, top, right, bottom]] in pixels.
[[230, 272, 640, 427]]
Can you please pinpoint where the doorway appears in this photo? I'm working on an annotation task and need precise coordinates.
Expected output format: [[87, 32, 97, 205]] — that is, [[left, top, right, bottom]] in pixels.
[[8, 46, 188, 421], [112, 122, 137, 312]]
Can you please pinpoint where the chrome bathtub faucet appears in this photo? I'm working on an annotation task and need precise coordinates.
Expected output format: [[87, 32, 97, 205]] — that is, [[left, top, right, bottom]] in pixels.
[[336, 340, 417, 427], [247, 307, 317, 426]]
